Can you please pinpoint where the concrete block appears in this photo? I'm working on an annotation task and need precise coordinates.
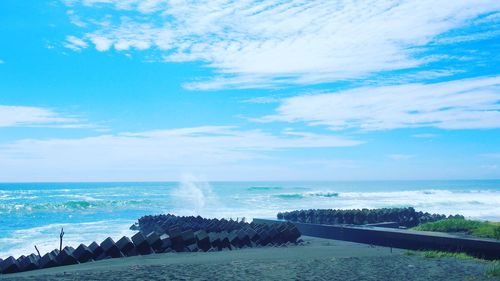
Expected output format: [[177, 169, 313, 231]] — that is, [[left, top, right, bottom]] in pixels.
[[246, 227, 260, 242], [267, 225, 279, 241], [100, 237, 123, 258], [194, 230, 211, 252], [257, 229, 271, 245], [228, 231, 240, 247], [146, 232, 163, 252], [39, 252, 59, 269], [185, 244, 198, 252], [73, 244, 94, 263], [131, 232, 153, 255], [237, 229, 251, 247], [57, 247, 78, 266], [181, 229, 196, 246], [169, 227, 184, 252], [88, 242, 104, 259], [160, 237, 172, 252], [208, 232, 221, 250], [116, 236, 135, 256], [287, 224, 301, 242], [219, 231, 231, 249], [19, 254, 39, 272], [1, 256, 20, 274]]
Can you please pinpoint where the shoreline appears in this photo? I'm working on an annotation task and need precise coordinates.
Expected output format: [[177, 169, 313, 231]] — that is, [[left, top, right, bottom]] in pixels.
[[3, 236, 495, 281]]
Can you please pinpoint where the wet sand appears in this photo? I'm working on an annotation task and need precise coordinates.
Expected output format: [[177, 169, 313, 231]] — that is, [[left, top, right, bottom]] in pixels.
[[2, 237, 495, 281]]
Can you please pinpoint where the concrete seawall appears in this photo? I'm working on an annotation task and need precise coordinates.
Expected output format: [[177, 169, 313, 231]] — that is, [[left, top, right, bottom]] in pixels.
[[253, 219, 500, 260]]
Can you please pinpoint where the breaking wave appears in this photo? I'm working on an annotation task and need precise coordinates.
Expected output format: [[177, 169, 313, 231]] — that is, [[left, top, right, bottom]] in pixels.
[[0, 199, 154, 214], [247, 186, 283, 191], [274, 192, 339, 199]]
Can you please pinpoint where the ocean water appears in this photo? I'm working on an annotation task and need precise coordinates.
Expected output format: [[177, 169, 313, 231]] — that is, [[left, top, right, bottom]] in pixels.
[[0, 178, 499, 258]]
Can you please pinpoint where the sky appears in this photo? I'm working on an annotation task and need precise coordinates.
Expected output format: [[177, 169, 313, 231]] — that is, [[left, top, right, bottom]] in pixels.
[[0, 0, 499, 182]]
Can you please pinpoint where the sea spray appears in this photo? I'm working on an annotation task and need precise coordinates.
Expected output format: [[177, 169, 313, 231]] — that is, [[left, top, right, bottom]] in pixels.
[[170, 174, 220, 216]]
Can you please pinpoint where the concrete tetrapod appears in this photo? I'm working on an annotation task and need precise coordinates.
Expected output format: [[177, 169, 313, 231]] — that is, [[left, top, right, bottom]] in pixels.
[[17, 254, 39, 272], [56, 247, 78, 266], [116, 236, 136, 257], [131, 232, 154, 255], [73, 244, 94, 263], [0, 256, 20, 274]]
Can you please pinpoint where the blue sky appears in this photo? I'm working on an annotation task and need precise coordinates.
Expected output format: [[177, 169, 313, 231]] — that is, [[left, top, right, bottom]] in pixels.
[[0, 0, 499, 182]]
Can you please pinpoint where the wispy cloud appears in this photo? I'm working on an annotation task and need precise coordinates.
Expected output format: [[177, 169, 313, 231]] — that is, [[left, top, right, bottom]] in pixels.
[[412, 133, 438, 138], [64, 35, 89, 51], [62, 0, 500, 89], [261, 76, 500, 131], [434, 30, 500, 45], [0, 59, 4, 64], [480, 164, 498, 171], [67, 9, 87, 27], [242, 96, 280, 104], [0, 105, 87, 128], [388, 154, 415, 161], [481, 153, 500, 159], [0, 126, 362, 181]]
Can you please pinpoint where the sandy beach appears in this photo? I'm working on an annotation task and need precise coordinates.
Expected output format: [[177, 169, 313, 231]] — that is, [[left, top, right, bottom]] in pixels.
[[2, 236, 495, 281]]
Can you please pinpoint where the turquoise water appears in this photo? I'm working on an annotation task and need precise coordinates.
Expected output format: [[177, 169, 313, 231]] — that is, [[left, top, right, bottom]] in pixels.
[[0, 180, 499, 257]]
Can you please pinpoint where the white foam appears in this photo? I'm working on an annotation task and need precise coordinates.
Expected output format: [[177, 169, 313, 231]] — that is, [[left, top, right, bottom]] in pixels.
[[0, 220, 135, 258]]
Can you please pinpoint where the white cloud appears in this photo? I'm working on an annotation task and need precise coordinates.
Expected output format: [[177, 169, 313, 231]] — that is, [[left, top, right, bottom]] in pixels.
[[434, 30, 500, 44], [63, 0, 500, 89], [262, 76, 500, 131], [412, 133, 438, 138], [0, 126, 362, 181], [481, 153, 500, 159], [64, 35, 89, 51], [480, 164, 498, 171], [67, 9, 87, 27], [0, 105, 84, 128], [242, 96, 280, 104], [88, 34, 113, 51], [388, 154, 415, 161]]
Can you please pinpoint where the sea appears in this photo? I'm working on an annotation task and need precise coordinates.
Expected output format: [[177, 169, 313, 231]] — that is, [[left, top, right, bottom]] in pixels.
[[0, 179, 499, 258]]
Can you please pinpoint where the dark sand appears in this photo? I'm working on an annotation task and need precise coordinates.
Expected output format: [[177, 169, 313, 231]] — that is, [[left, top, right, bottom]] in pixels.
[[2, 237, 496, 281]]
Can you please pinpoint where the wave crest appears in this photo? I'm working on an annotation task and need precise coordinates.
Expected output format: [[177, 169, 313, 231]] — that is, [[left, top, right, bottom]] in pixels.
[[0, 199, 154, 214], [274, 191, 339, 199]]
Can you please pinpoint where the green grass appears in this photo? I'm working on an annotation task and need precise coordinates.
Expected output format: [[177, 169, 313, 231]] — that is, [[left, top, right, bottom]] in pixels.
[[486, 262, 500, 278], [406, 250, 500, 278], [403, 251, 417, 256], [413, 219, 500, 240], [404, 250, 477, 260], [421, 250, 476, 260]]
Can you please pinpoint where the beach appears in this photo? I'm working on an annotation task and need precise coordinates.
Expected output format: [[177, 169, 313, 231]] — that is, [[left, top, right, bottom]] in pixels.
[[2, 236, 495, 281]]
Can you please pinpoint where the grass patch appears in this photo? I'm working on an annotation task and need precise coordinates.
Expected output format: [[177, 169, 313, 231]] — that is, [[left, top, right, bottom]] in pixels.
[[409, 250, 500, 278], [421, 250, 476, 260], [486, 262, 500, 278], [413, 218, 500, 240], [404, 251, 417, 256], [404, 250, 477, 260]]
